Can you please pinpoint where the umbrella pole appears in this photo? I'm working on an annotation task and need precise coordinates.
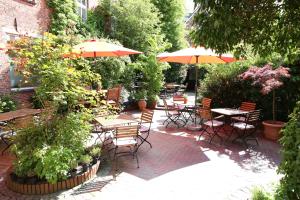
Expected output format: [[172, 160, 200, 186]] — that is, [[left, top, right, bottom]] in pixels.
[[194, 56, 199, 125]]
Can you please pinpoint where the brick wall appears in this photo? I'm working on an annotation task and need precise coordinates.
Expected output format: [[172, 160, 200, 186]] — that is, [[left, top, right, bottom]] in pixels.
[[0, 0, 51, 94]]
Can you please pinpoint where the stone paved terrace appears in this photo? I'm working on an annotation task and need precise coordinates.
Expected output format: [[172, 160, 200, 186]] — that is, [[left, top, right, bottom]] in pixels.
[[0, 110, 281, 200]]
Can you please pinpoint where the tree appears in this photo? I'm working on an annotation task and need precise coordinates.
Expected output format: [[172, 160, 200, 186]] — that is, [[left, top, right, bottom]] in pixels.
[[190, 0, 300, 59], [151, 0, 187, 51]]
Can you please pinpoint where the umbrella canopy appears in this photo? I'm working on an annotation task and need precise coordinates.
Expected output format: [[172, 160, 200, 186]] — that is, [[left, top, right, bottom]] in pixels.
[[0, 43, 6, 50], [65, 40, 142, 58], [157, 46, 238, 127], [157, 47, 237, 64]]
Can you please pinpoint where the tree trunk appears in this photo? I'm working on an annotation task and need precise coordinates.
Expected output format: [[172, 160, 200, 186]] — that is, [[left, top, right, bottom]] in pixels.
[[273, 90, 276, 121]]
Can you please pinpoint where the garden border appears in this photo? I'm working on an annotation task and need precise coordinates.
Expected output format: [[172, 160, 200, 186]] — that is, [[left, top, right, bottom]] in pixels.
[[5, 161, 100, 195]]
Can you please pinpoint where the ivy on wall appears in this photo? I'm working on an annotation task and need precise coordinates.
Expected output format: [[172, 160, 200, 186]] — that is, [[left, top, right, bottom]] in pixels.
[[47, 0, 90, 36]]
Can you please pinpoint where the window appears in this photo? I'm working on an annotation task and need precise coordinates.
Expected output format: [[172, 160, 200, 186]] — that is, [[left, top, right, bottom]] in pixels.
[[77, 0, 88, 22]]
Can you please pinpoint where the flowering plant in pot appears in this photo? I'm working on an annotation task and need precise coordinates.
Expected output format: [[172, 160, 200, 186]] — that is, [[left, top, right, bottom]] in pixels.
[[134, 90, 147, 111], [240, 64, 290, 140]]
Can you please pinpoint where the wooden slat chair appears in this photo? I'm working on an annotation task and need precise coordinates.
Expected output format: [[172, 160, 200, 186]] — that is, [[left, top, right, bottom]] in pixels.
[[112, 125, 140, 169], [231, 102, 256, 122], [106, 86, 121, 108], [201, 97, 212, 109], [162, 99, 184, 128], [198, 108, 224, 144], [138, 109, 154, 149], [230, 110, 261, 147]]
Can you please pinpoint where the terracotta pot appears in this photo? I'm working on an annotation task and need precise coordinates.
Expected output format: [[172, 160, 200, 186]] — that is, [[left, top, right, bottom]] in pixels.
[[183, 98, 188, 104], [138, 99, 147, 111], [147, 100, 157, 109], [262, 120, 285, 141]]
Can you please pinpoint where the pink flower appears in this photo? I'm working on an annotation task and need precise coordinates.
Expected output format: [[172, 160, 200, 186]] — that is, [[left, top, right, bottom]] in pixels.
[[240, 64, 290, 95]]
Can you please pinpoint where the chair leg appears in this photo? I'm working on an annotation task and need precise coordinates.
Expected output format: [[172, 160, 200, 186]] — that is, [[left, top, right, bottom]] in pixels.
[[113, 146, 118, 171]]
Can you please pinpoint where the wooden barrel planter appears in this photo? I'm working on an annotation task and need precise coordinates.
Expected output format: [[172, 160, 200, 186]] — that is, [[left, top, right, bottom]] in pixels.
[[5, 161, 100, 195]]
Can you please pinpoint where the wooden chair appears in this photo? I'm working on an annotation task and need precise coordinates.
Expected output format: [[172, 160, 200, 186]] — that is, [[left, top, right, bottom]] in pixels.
[[112, 125, 140, 169], [232, 102, 256, 122], [201, 97, 212, 109], [230, 110, 260, 147], [162, 99, 184, 128], [198, 108, 224, 144], [138, 109, 154, 149], [106, 86, 121, 107]]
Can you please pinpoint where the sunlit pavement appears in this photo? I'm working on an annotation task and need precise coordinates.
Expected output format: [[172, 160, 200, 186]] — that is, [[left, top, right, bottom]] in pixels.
[[0, 109, 281, 200]]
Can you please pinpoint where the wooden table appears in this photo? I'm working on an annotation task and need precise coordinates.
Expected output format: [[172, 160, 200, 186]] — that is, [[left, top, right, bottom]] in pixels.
[[0, 108, 42, 122], [211, 108, 249, 117]]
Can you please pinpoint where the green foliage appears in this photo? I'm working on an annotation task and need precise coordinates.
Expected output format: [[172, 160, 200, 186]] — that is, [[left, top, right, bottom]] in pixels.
[[12, 112, 92, 183], [191, 0, 300, 60], [276, 101, 300, 200], [151, 0, 187, 51], [47, 0, 90, 36], [164, 63, 188, 84], [0, 95, 17, 113], [199, 59, 300, 121], [80, 154, 92, 164], [134, 90, 147, 100], [251, 187, 273, 200], [89, 147, 101, 157], [8, 33, 101, 114]]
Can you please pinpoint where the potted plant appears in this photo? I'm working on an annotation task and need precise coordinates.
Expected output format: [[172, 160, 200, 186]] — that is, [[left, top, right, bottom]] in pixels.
[[240, 64, 290, 140], [147, 95, 158, 109], [183, 94, 188, 104], [89, 147, 101, 164], [135, 90, 147, 111], [69, 160, 78, 178], [80, 155, 92, 172]]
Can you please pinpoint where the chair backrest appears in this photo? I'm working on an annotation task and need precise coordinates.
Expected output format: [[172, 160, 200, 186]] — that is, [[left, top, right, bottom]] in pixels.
[[106, 87, 121, 102], [198, 108, 212, 121], [202, 98, 212, 109], [173, 95, 185, 102], [240, 102, 256, 112], [246, 110, 260, 124], [141, 109, 154, 124], [115, 125, 139, 139], [162, 98, 170, 116]]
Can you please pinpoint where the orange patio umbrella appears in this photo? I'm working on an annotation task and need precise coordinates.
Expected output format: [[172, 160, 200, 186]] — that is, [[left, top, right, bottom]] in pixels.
[[64, 39, 142, 58], [157, 46, 238, 127]]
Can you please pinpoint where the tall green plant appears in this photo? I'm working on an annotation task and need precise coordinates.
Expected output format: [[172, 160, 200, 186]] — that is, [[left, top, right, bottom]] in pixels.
[[276, 101, 300, 199]]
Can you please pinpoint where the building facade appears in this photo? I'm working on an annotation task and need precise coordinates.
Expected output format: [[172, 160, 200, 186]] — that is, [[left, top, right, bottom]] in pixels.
[[0, 0, 97, 107]]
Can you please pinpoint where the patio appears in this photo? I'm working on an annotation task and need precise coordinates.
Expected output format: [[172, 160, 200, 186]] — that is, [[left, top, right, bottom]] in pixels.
[[0, 109, 281, 200]]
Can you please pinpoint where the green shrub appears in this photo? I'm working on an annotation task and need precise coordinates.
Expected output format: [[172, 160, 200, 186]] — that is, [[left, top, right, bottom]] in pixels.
[[0, 95, 17, 113], [11, 112, 92, 183], [251, 187, 273, 200], [276, 101, 300, 199]]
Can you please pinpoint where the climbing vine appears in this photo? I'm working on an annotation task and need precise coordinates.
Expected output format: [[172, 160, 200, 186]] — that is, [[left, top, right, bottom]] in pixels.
[[47, 0, 90, 36]]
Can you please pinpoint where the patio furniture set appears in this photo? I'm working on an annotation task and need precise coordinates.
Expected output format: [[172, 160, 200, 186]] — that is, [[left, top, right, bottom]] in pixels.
[[163, 97, 260, 148]]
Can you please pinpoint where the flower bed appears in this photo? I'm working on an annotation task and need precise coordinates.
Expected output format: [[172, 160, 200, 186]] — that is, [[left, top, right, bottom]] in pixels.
[[6, 161, 100, 195]]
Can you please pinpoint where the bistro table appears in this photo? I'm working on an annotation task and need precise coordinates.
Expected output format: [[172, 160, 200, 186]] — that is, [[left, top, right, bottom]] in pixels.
[[0, 108, 42, 122], [93, 113, 139, 143], [211, 108, 249, 140], [0, 108, 42, 154]]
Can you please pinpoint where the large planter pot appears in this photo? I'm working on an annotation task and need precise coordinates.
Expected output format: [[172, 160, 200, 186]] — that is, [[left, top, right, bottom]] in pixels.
[[147, 100, 157, 109], [138, 99, 147, 111], [262, 120, 285, 141]]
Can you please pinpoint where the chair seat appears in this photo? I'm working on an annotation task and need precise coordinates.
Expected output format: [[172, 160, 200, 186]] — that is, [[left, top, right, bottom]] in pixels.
[[139, 125, 150, 133], [231, 116, 246, 122], [204, 120, 224, 127], [112, 137, 137, 146], [169, 110, 180, 116], [107, 100, 117, 104], [232, 122, 254, 130]]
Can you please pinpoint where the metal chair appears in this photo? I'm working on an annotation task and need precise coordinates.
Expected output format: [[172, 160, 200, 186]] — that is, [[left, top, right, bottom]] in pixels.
[[0, 122, 16, 155], [162, 99, 185, 128], [231, 102, 256, 122], [230, 110, 260, 147], [198, 108, 224, 144], [138, 109, 154, 149], [112, 125, 140, 169]]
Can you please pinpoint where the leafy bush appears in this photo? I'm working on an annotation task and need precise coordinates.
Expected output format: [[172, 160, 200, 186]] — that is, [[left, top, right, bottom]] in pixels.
[[251, 187, 273, 200], [200, 59, 300, 121], [11, 112, 92, 183], [276, 101, 300, 199], [0, 95, 17, 113]]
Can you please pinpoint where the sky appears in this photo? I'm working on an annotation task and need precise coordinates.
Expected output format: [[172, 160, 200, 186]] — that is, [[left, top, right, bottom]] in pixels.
[[184, 0, 195, 14]]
